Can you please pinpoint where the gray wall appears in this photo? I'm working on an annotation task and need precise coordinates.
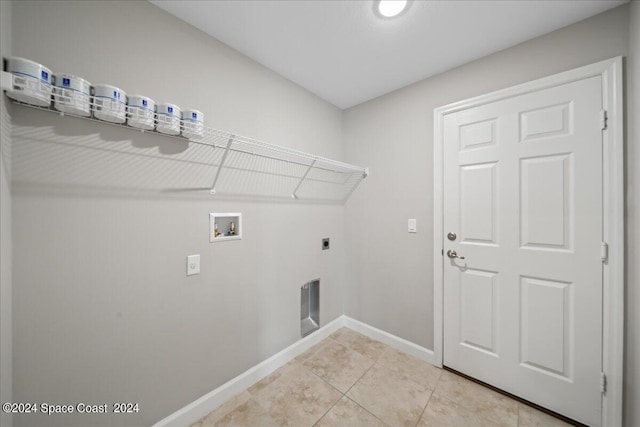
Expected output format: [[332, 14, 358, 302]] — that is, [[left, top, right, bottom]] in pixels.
[[1, 1, 13, 427], [625, 2, 639, 426], [9, 1, 345, 426], [343, 0, 632, 403]]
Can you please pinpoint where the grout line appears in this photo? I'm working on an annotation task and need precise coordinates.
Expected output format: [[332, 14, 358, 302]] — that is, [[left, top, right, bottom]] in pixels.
[[338, 361, 380, 423], [312, 395, 342, 427], [413, 391, 433, 427], [298, 337, 349, 426], [298, 340, 348, 396], [343, 357, 376, 397], [322, 329, 441, 427], [276, 329, 440, 427], [410, 350, 441, 427], [343, 395, 390, 427], [309, 333, 382, 426], [253, 357, 342, 427], [308, 345, 346, 426], [308, 368, 345, 396]]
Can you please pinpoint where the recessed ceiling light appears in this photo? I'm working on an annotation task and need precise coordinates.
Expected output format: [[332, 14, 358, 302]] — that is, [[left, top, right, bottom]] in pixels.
[[376, 0, 408, 18]]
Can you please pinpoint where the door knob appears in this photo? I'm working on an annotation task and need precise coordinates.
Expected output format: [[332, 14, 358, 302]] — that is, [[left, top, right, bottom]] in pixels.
[[447, 249, 465, 260]]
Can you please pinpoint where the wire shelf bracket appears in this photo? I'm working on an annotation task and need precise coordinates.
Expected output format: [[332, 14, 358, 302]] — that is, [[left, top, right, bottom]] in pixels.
[[291, 159, 317, 199], [210, 136, 234, 195]]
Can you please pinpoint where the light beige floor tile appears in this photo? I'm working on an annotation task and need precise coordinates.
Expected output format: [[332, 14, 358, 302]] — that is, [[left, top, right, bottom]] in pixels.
[[347, 362, 432, 427], [196, 331, 533, 427], [518, 403, 572, 427], [254, 363, 342, 426], [377, 347, 442, 390], [247, 361, 296, 396], [315, 396, 387, 427], [418, 392, 498, 427], [294, 339, 333, 364], [335, 329, 389, 360], [435, 371, 517, 427], [303, 339, 375, 393], [214, 399, 279, 427], [329, 327, 349, 340], [190, 391, 252, 427]]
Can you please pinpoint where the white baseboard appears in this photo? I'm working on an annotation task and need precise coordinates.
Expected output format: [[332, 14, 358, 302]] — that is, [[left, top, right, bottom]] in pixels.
[[152, 316, 346, 427], [342, 317, 437, 365], [153, 315, 437, 427]]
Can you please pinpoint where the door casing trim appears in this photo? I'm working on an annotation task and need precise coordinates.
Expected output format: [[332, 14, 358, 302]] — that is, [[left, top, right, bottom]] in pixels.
[[432, 56, 624, 427]]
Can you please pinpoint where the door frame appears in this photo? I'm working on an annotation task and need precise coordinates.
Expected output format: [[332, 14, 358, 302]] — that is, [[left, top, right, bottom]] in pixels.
[[432, 57, 624, 426]]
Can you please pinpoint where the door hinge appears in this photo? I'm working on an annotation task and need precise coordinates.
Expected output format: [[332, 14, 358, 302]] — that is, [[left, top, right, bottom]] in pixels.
[[600, 372, 607, 394], [600, 110, 608, 130], [601, 242, 609, 263]]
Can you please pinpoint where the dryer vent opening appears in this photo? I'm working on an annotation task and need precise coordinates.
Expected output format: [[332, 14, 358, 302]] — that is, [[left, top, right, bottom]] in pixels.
[[301, 279, 319, 337]]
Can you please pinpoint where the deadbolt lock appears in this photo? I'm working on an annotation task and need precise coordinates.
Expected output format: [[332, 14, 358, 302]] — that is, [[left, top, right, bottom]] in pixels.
[[447, 232, 457, 241]]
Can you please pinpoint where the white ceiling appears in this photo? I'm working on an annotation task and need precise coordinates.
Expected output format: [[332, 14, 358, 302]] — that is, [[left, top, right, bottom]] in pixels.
[[150, 0, 627, 109]]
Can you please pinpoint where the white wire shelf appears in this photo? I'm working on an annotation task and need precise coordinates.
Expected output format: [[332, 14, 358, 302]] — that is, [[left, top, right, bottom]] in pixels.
[[2, 71, 368, 202]]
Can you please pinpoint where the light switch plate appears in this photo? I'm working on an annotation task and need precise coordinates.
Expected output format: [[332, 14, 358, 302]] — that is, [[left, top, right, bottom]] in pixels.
[[187, 254, 200, 276], [408, 219, 417, 233]]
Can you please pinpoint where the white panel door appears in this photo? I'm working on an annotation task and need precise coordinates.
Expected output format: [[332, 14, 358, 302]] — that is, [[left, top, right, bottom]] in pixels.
[[443, 76, 603, 426]]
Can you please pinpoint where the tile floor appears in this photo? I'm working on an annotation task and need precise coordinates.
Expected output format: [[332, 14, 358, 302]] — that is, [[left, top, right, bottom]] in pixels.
[[192, 327, 572, 427]]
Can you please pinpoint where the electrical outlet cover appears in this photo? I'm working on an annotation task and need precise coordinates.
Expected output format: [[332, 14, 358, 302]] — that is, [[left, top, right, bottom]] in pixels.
[[187, 254, 200, 276], [322, 238, 330, 250]]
